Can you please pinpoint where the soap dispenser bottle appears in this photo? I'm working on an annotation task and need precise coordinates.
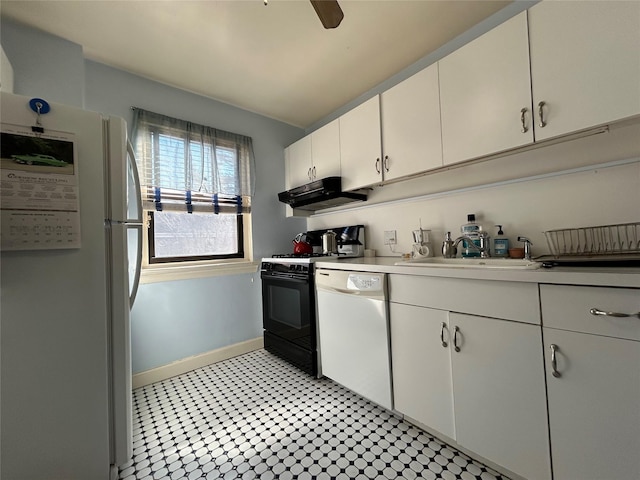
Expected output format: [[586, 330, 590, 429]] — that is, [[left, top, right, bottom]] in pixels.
[[493, 225, 509, 258]]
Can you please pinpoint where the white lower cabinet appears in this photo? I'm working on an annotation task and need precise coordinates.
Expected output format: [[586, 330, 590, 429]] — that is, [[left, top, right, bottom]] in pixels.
[[450, 313, 551, 480], [389, 274, 551, 480], [543, 328, 640, 480], [541, 284, 640, 479], [390, 303, 455, 439]]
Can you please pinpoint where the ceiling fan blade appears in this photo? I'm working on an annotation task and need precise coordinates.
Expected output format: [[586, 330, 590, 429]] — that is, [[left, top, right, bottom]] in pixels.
[[310, 0, 344, 29]]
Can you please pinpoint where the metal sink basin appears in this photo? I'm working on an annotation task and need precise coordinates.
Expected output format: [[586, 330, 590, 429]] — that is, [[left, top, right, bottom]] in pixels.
[[394, 257, 542, 269]]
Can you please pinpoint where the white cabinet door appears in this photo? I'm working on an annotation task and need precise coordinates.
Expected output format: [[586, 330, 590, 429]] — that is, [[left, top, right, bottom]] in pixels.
[[381, 63, 443, 180], [544, 328, 640, 480], [311, 118, 341, 181], [529, 1, 640, 141], [339, 96, 382, 191], [450, 313, 551, 480], [439, 12, 533, 165], [389, 303, 455, 439], [286, 135, 312, 189]]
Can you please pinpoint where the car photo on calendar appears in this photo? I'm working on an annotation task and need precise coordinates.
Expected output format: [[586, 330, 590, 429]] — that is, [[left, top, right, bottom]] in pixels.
[[0, 131, 75, 175]]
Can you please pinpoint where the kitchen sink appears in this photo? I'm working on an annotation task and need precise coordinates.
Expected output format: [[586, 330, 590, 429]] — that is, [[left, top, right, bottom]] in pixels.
[[394, 257, 542, 269]]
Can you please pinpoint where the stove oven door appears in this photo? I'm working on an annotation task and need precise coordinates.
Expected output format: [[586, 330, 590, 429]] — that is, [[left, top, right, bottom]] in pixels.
[[261, 273, 314, 349]]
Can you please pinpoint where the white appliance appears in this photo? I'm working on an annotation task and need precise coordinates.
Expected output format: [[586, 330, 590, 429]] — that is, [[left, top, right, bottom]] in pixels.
[[0, 92, 142, 479], [315, 269, 393, 410]]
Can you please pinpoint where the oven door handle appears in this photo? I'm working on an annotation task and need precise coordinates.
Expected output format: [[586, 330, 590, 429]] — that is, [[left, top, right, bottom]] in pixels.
[[261, 273, 310, 283]]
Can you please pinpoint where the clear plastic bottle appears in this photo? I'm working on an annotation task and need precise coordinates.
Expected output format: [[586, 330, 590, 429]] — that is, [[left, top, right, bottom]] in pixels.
[[461, 214, 481, 258]]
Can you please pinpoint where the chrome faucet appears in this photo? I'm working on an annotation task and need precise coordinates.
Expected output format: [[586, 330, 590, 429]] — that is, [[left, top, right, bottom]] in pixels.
[[517, 236, 533, 261], [443, 232, 491, 258]]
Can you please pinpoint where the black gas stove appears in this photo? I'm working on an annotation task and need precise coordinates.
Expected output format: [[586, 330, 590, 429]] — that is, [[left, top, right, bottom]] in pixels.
[[260, 225, 365, 376]]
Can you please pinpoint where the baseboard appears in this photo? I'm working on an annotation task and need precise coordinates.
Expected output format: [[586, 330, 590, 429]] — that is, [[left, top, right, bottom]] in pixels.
[[132, 337, 264, 388]]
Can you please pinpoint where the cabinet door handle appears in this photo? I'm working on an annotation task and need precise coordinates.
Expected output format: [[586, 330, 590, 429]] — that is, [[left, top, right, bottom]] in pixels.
[[440, 322, 448, 348], [590, 307, 640, 319], [312, 166, 316, 180], [538, 101, 547, 128], [520, 108, 529, 133], [383, 155, 390, 172], [550, 344, 561, 378], [453, 325, 461, 352], [375, 158, 381, 174], [307, 167, 312, 180]]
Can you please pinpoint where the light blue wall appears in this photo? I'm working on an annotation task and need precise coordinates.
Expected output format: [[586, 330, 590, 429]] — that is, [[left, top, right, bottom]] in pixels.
[[83, 61, 306, 373], [130, 274, 264, 373], [0, 18, 85, 107], [1, 18, 307, 373]]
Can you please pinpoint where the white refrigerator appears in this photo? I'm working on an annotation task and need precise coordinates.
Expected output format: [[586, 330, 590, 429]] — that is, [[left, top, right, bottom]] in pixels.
[[0, 92, 142, 479]]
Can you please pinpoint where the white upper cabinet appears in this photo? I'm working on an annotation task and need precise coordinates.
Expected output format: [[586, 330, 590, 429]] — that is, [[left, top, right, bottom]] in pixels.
[[380, 63, 443, 180], [339, 96, 383, 191], [439, 12, 533, 165], [285, 135, 312, 189], [341, 65, 442, 191], [285, 119, 340, 191], [285, 2, 640, 207], [310, 118, 341, 181], [528, 1, 640, 141]]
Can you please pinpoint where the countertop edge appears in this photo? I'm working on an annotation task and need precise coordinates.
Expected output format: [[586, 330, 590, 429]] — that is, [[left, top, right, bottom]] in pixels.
[[314, 257, 640, 288]]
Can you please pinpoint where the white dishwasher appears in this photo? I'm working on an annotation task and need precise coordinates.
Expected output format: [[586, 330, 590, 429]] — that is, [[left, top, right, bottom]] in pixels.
[[315, 269, 392, 410]]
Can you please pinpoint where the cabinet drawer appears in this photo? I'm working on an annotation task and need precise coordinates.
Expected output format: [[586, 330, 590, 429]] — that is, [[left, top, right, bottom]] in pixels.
[[540, 284, 640, 341], [389, 275, 540, 325]]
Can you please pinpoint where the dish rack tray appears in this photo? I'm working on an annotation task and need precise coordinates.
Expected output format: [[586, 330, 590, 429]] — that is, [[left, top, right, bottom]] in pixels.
[[543, 222, 640, 258]]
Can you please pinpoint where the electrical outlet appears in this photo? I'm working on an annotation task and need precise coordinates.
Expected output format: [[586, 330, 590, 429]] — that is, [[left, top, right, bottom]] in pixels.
[[384, 230, 397, 245]]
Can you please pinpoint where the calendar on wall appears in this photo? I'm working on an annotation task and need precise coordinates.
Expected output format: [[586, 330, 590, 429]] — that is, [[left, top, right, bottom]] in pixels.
[[1, 123, 82, 250]]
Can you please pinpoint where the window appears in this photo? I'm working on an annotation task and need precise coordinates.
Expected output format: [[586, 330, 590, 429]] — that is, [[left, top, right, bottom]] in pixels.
[[131, 108, 254, 269], [148, 210, 243, 263]]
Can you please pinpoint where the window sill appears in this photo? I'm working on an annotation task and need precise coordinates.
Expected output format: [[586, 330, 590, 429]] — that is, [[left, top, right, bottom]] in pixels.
[[140, 260, 260, 284]]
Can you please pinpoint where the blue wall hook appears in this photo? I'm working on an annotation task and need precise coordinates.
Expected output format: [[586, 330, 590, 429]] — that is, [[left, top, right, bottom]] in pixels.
[[29, 98, 51, 115]]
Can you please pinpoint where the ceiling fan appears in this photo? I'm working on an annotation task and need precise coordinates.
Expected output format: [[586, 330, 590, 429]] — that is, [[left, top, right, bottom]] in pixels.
[[310, 0, 344, 29], [264, 0, 344, 29]]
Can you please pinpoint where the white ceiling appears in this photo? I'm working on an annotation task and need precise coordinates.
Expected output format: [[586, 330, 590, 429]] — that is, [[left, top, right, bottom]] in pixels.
[[1, 0, 510, 128]]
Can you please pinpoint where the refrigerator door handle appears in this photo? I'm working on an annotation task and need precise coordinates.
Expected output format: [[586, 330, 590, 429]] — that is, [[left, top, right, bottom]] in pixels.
[[126, 140, 144, 308], [127, 141, 144, 223], [129, 224, 143, 309]]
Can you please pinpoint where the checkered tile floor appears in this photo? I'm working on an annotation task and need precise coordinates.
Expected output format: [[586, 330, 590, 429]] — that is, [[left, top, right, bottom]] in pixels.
[[118, 349, 507, 480]]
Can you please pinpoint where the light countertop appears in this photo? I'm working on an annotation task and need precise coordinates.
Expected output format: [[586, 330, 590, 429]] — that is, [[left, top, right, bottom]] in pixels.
[[315, 257, 640, 288]]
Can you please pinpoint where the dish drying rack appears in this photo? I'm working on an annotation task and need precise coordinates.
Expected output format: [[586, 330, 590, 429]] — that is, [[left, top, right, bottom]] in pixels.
[[543, 222, 640, 259]]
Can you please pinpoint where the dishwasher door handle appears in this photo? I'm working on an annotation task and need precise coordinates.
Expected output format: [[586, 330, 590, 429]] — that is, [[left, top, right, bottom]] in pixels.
[[317, 286, 362, 295]]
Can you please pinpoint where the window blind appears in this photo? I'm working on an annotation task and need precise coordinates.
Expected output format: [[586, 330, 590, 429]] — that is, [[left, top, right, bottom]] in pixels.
[[131, 108, 254, 214]]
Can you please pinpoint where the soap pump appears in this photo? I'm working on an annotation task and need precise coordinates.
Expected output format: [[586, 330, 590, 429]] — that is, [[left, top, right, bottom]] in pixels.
[[493, 225, 509, 258]]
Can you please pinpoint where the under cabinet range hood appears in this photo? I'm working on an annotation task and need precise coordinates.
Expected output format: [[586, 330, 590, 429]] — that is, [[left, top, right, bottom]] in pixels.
[[278, 177, 367, 211]]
